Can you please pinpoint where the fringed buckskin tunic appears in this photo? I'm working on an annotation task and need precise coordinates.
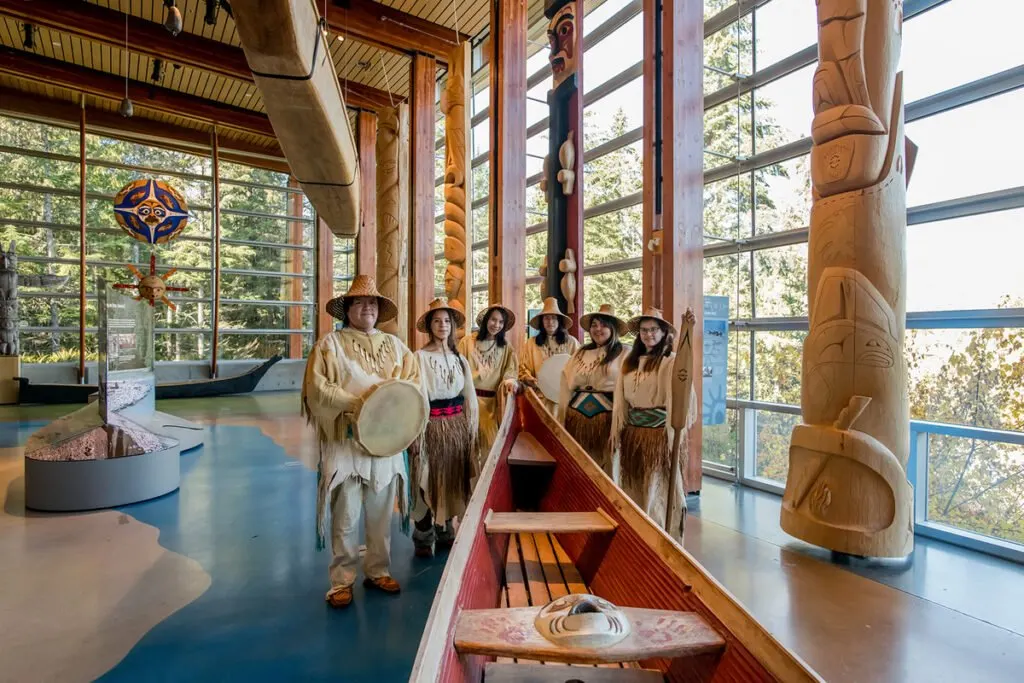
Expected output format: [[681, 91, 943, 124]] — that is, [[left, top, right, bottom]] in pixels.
[[558, 344, 630, 479], [457, 335, 518, 471], [519, 334, 580, 418], [413, 349, 479, 524]]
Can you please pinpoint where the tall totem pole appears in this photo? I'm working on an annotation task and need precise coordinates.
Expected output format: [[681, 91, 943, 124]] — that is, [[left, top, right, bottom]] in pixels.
[[781, 0, 914, 557], [542, 0, 583, 335]]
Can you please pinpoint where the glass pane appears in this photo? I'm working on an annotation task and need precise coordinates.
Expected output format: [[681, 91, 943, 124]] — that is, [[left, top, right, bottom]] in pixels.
[[584, 79, 643, 145], [753, 154, 810, 235], [704, 93, 754, 167], [906, 90, 1024, 206], [0, 153, 78, 188], [907, 208, 1024, 312], [583, 268, 642, 320], [472, 205, 489, 244], [218, 332, 312, 360], [472, 247, 489, 287], [754, 0, 818, 69], [753, 330, 805, 405], [908, 327, 1024, 432], [584, 140, 642, 209], [0, 116, 78, 155], [925, 432, 1024, 546], [703, 408, 739, 470], [583, 203, 642, 267], [526, 231, 546, 273], [704, 18, 753, 96], [903, 0, 1024, 103], [754, 409, 799, 483], [704, 173, 753, 242], [704, 254, 752, 320], [583, 14, 643, 93], [20, 332, 85, 363], [753, 63, 815, 152], [155, 332, 212, 362], [753, 243, 808, 318]]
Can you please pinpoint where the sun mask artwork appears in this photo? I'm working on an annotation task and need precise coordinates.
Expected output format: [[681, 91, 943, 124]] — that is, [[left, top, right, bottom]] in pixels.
[[111, 179, 192, 309], [113, 179, 190, 245]]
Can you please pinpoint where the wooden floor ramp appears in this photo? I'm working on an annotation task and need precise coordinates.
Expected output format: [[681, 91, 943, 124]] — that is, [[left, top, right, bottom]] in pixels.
[[453, 606, 725, 665], [484, 662, 665, 682], [484, 509, 618, 534]]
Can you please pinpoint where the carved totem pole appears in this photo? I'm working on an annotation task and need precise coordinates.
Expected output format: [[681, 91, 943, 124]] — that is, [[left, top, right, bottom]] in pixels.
[[0, 242, 18, 358], [442, 43, 471, 335], [781, 0, 914, 557], [376, 105, 411, 341], [542, 0, 583, 333]]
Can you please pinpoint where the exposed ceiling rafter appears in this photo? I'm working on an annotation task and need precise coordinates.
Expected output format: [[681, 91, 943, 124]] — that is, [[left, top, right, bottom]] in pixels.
[[327, 0, 471, 66]]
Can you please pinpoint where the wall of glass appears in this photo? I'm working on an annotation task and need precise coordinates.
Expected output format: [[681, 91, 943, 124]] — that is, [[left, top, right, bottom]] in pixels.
[[0, 113, 327, 365], [701, 0, 1024, 561]]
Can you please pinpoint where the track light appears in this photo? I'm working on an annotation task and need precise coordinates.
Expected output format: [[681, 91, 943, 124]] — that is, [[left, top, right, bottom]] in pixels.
[[22, 23, 34, 50], [205, 0, 219, 26], [163, 0, 182, 36], [119, 97, 134, 118], [151, 58, 163, 82]]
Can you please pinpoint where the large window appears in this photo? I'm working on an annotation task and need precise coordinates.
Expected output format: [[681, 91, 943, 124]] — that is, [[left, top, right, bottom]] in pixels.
[[702, 0, 1024, 560], [0, 113, 321, 366]]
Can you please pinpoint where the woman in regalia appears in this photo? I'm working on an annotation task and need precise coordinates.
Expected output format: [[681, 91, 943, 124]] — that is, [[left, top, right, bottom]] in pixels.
[[456, 303, 519, 471], [558, 304, 630, 480], [519, 296, 580, 417], [610, 307, 685, 534], [412, 298, 478, 558]]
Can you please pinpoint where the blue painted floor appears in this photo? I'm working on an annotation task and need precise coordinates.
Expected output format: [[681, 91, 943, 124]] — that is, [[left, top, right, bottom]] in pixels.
[[82, 423, 449, 682]]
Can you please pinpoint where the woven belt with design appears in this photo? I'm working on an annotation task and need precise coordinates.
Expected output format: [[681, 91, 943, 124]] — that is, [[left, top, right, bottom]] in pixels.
[[429, 395, 465, 417], [570, 389, 614, 418], [627, 406, 667, 428], [476, 388, 496, 398]]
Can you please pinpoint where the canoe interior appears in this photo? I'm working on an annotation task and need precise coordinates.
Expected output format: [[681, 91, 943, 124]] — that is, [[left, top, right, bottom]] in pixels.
[[411, 391, 820, 683]]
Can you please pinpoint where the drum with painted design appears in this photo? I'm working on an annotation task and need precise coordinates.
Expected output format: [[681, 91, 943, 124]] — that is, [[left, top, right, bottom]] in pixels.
[[537, 354, 570, 405]]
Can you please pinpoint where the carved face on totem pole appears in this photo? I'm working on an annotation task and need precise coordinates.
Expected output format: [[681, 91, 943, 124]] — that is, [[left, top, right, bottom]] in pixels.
[[547, 2, 576, 89]]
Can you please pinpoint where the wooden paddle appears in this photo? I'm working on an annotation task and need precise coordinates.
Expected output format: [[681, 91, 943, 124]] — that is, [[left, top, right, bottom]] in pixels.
[[666, 308, 696, 536]]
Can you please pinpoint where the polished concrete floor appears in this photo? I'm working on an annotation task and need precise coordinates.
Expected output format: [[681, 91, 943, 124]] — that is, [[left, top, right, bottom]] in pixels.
[[1, 392, 1022, 682]]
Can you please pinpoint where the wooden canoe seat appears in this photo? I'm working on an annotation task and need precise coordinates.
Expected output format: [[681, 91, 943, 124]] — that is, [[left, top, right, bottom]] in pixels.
[[484, 662, 664, 682], [507, 433, 557, 467], [484, 509, 618, 535]]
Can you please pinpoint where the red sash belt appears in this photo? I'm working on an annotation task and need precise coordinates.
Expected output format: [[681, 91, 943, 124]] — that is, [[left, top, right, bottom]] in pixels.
[[429, 395, 465, 418], [476, 388, 496, 398]]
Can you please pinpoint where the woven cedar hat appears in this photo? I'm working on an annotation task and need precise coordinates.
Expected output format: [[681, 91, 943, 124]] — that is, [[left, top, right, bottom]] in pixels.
[[325, 274, 398, 325], [627, 307, 677, 337], [475, 303, 516, 332], [580, 303, 628, 337], [529, 296, 572, 331], [416, 297, 466, 334]]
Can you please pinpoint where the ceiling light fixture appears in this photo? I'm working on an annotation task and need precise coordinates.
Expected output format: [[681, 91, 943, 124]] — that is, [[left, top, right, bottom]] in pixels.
[[163, 0, 183, 36], [120, 12, 133, 118], [205, 0, 219, 26], [22, 23, 34, 50]]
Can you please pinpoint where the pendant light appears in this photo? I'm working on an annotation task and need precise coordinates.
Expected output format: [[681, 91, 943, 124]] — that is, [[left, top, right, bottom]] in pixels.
[[163, 0, 183, 36], [120, 10, 133, 118]]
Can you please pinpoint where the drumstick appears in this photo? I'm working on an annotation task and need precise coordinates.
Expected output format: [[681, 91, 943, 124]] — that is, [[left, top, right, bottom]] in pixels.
[[666, 308, 695, 537]]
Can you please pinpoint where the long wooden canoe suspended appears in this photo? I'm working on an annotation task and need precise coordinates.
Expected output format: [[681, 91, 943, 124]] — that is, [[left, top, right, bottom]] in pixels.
[[231, 0, 359, 237]]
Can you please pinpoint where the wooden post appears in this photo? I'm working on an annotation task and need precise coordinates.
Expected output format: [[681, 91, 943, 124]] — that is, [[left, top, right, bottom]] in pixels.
[[542, 0, 584, 339], [375, 104, 411, 343], [409, 53, 436, 348], [355, 110, 377, 276], [210, 128, 221, 377], [442, 41, 472, 335], [78, 95, 86, 383], [287, 178, 304, 359], [489, 0, 528, 345], [315, 216, 335, 340], [644, 0, 704, 493]]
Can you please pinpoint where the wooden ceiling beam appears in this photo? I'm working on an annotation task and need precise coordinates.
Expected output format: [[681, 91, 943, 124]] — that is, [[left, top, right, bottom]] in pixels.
[[0, 0, 401, 111], [0, 87, 290, 174], [0, 46, 275, 137], [328, 0, 470, 66]]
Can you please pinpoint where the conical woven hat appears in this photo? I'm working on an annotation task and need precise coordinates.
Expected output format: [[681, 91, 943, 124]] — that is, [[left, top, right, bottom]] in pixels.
[[627, 306, 677, 336], [325, 274, 398, 325], [580, 303, 628, 336], [529, 297, 571, 330], [416, 297, 466, 334], [475, 303, 516, 332]]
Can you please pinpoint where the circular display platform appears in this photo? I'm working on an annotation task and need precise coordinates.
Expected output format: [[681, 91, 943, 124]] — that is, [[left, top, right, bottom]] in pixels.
[[25, 443, 181, 512]]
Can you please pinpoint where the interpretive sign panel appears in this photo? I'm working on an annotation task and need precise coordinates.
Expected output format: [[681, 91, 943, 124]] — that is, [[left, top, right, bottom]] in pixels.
[[703, 296, 729, 426], [97, 278, 155, 424]]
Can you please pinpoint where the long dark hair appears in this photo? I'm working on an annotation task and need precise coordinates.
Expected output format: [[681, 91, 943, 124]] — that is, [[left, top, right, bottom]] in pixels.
[[475, 307, 508, 347], [623, 320, 673, 375], [423, 309, 461, 359], [535, 317, 568, 347], [580, 316, 623, 367]]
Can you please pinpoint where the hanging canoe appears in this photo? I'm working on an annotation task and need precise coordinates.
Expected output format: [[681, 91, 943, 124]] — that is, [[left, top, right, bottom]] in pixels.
[[231, 0, 359, 237]]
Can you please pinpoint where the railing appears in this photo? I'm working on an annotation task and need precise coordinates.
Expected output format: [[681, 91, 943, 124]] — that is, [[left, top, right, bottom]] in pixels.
[[705, 399, 1024, 564]]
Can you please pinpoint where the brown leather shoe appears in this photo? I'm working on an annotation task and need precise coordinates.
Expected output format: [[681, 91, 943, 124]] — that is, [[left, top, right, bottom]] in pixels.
[[363, 575, 401, 594], [325, 585, 353, 608]]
